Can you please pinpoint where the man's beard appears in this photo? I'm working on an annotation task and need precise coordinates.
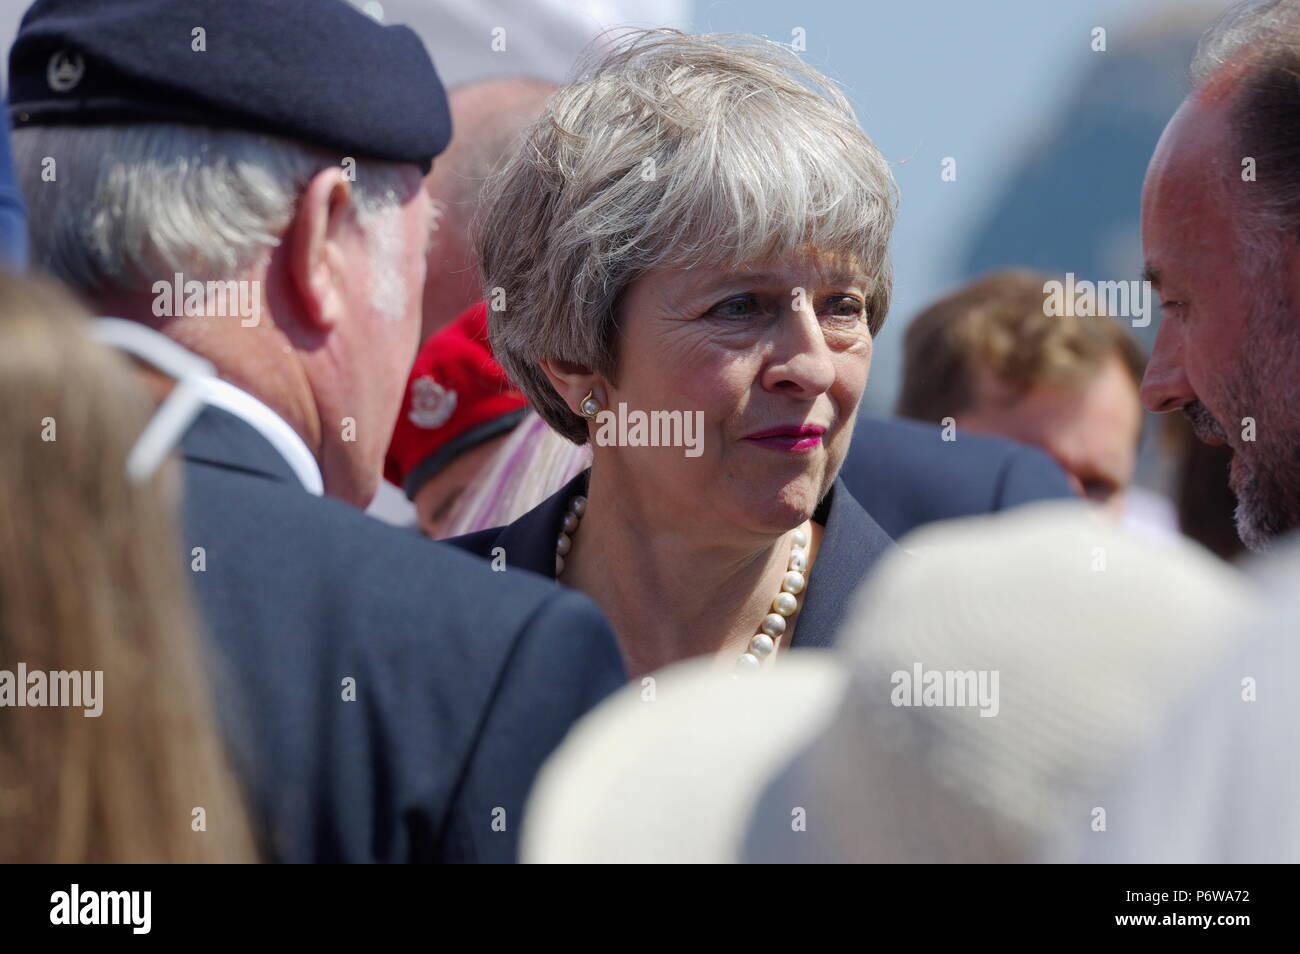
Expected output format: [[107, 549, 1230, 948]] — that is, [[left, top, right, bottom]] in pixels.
[[1185, 286, 1300, 551]]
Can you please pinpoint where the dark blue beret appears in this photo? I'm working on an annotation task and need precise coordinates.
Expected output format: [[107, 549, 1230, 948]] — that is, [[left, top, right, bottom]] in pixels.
[[8, 0, 451, 173]]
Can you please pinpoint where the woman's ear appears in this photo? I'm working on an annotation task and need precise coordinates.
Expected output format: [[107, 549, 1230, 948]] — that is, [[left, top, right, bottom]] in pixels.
[[288, 167, 356, 332], [539, 357, 604, 415]]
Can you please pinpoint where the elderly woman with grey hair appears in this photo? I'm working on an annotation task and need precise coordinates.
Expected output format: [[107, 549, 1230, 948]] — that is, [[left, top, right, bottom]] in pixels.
[[451, 30, 897, 678]]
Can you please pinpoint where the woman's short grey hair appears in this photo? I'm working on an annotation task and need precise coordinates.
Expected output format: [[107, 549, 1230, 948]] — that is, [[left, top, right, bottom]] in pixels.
[[12, 124, 421, 295], [476, 29, 899, 444]]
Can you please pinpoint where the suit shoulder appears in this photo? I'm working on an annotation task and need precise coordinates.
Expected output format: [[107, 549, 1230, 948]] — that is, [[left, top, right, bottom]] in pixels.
[[181, 461, 562, 637], [992, 441, 1075, 507], [853, 415, 1058, 476]]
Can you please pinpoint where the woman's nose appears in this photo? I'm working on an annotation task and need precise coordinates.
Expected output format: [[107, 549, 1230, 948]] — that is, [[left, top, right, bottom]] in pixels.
[[761, 306, 838, 397]]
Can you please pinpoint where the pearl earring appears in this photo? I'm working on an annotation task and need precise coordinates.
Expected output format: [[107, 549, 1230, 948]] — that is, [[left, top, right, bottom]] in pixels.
[[580, 390, 600, 419]]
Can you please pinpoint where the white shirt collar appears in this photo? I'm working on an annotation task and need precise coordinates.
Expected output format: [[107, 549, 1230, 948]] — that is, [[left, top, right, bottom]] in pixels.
[[188, 374, 324, 496], [96, 320, 324, 496]]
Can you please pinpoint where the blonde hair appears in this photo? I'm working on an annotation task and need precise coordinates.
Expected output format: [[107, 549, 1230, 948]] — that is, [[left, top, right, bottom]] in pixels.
[[0, 270, 256, 862], [897, 269, 1145, 423], [477, 29, 898, 443]]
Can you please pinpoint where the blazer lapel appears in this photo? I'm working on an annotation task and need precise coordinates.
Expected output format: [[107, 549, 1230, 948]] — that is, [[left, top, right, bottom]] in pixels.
[[792, 478, 894, 648], [492, 469, 592, 578]]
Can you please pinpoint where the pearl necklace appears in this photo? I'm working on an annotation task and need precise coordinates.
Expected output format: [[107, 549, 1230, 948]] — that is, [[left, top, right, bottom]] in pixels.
[[555, 494, 811, 673]]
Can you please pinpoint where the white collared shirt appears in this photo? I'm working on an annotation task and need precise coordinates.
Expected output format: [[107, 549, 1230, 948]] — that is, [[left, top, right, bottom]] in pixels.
[[97, 320, 324, 496]]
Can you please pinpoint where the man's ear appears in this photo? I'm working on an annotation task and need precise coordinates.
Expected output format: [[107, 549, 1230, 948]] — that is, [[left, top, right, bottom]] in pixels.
[[288, 167, 356, 331], [539, 357, 604, 415]]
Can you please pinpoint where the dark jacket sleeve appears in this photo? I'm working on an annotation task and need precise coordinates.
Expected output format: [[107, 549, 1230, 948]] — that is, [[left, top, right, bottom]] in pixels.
[[994, 445, 1075, 510], [436, 586, 626, 863]]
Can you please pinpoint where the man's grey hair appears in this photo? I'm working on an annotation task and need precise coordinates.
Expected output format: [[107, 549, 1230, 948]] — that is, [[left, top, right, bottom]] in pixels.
[[476, 29, 899, 444], [12, 124, 422, 295], [1191, 0, 1300, 275]]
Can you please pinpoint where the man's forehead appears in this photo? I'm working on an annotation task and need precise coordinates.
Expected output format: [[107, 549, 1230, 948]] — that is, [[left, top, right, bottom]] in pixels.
[[1156, 48, 1257, 169], [1147, 96, 1234, 201], [1143, 95, 1239, 277]]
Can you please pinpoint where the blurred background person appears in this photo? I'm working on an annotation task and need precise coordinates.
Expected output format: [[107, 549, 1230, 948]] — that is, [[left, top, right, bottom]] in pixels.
[[454, 29, 899, 674], [387, 302, 547, 537], [521, 500, 1295, 863], [367, 76, 563, 528], [438, 410, 593, 537], [0, 269, 254, 863], [385, 302, 591, 539], [839, 415, 1074, 540], [421, 78, 556, 342], [896, 269, 1158, 524]]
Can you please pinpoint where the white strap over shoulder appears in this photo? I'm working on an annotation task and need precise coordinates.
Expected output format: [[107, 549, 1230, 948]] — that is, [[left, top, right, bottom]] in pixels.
[[91, 317, 216, 484]]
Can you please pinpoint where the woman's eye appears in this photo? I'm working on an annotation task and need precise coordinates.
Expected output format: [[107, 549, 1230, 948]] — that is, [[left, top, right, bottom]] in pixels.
[[823, 296, 866, 320], [707, 294, 759, 318]]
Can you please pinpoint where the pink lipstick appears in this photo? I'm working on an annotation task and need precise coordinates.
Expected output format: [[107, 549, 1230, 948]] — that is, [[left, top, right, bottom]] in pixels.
[[743, 424, 826, 453]]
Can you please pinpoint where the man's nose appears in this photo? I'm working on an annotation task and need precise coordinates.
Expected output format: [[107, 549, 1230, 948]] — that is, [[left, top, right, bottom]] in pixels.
[[1139, 319, 1192, 413]]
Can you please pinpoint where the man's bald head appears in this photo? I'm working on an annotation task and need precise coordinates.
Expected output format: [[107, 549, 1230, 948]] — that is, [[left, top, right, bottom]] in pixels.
[[421, 77, 556, 339]]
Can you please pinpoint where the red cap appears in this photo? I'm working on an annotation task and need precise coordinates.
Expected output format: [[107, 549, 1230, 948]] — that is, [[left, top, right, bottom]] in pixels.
[[385, 302, 527, 498]]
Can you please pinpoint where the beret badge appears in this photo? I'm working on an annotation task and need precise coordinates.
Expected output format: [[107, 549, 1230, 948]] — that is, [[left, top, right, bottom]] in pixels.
[[46, 49, 85, 93], [408, 375, 457, 429]]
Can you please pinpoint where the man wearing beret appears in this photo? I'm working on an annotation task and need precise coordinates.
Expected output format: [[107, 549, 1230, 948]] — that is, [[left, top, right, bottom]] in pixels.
[[9, 0, 626, 862]]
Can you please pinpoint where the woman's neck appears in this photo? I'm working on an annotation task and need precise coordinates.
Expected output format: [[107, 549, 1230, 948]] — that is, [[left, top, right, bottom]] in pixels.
[[563, 468, 821, 678]]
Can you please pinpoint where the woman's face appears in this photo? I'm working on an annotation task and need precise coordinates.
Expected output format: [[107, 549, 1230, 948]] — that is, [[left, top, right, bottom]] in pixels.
[[596, 246, 875, 537]]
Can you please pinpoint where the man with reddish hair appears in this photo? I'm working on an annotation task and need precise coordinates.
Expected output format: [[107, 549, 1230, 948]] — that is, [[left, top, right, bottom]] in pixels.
[[897, 269, 1145, 517]]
